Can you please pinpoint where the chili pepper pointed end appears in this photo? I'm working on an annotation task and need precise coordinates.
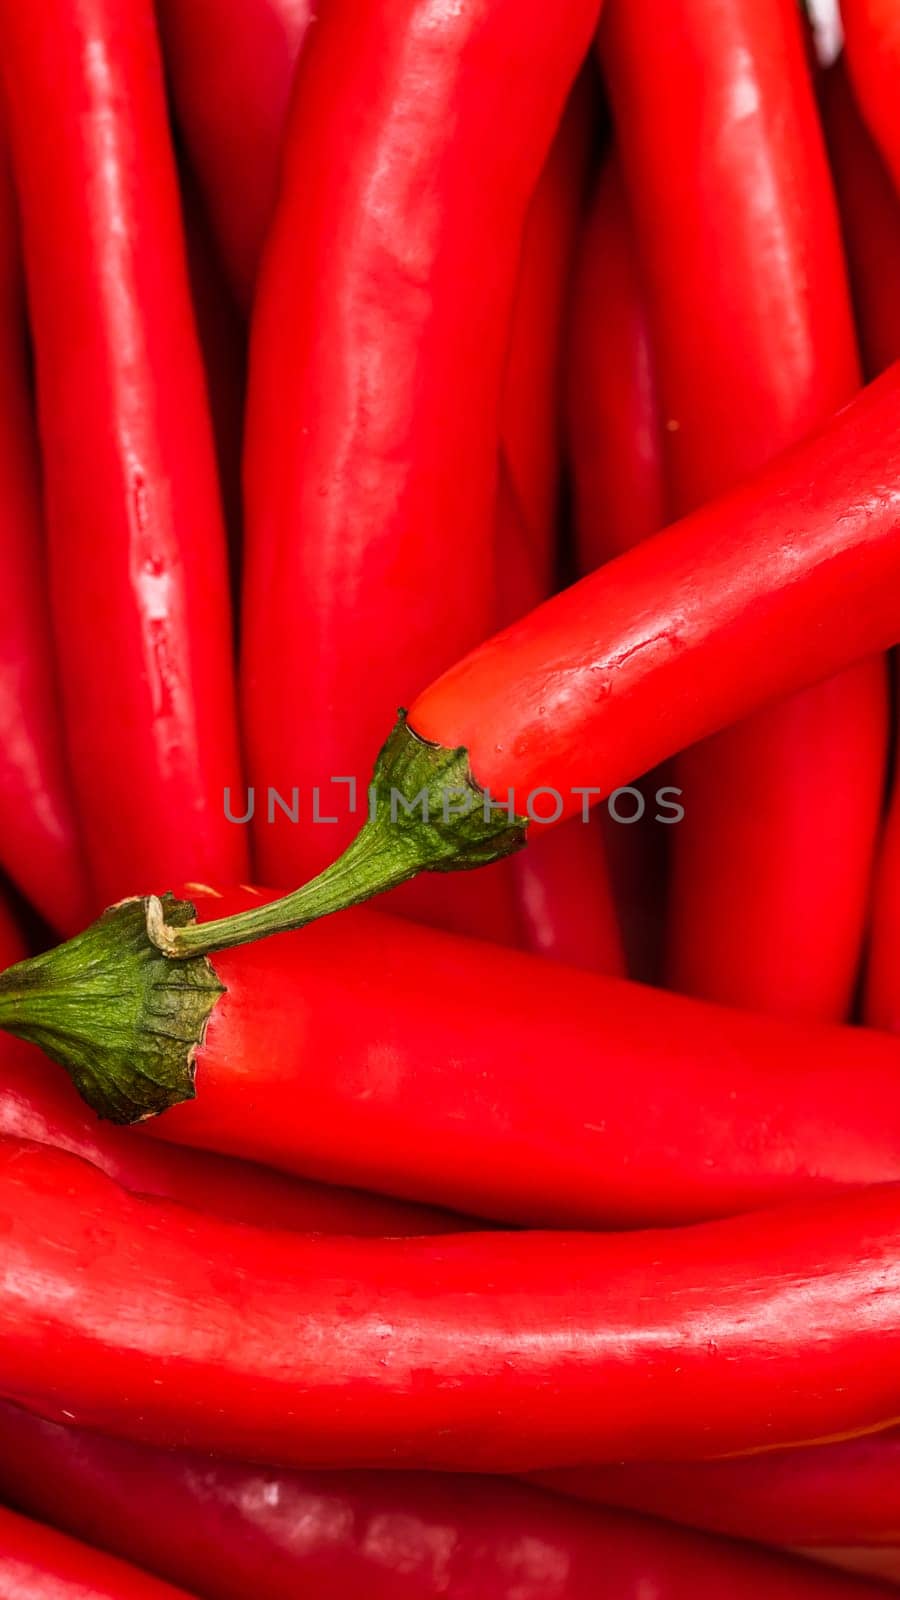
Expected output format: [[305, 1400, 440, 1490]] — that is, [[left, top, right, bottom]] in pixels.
[[146, 712, 530, 961], [0, 894, 224, 1124]]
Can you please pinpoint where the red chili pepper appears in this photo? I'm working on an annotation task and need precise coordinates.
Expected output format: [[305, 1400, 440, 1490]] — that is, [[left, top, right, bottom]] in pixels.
[[10, 884, 900, 1226], [0, 1405, 893, 1600], [241, 0, 602, 894], [542, 1430, 900, 1572], [843, 0, 900, 196], [0, 141, 91, 937], [0, 1030, 458, 1236], [601, 0, 885, 1024], [566, 152, 665, 570], [408, 364, 900, 823], [155, 0, 312, 307], [820, 59, 900, 380], [130, 887, 900, 1220], [2, 1137, 900, 1468], [0, 1501, 196, 1600], [0, 0, 247, 907]]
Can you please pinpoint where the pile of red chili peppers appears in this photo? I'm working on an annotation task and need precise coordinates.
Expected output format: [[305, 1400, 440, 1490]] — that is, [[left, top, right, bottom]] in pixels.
[[4, 0, 900, 1595]]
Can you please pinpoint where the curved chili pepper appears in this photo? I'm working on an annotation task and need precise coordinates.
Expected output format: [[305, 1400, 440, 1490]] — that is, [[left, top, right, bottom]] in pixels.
[[128, 356, 900, 970], [0, 141, 91, 936], [566, 152, 665, 570], [129, 885, 900, 1222], [0, 1406, 893, 1600], [820, 59, 900, 380], [601, 0, 884, 1023], [0, 1030, 459, 1236], [542, 1430, 900, 1566], [2, 1137, 900, 1468], [0, 0, 247, 907], [0, 1501, 195, 1600], [843, 0, 900, 195], [156, 0, 312, 307], [409, 363, 900, 822], [11, 884, 900, 1226], [241, 0, 602, 895]]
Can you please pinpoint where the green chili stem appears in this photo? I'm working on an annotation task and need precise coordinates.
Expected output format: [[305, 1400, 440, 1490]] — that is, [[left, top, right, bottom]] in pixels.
[[146, 712, 528, 960]]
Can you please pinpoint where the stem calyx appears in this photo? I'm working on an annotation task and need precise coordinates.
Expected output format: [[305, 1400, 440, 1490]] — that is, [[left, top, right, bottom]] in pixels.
[[0, 894, 221, 1123]]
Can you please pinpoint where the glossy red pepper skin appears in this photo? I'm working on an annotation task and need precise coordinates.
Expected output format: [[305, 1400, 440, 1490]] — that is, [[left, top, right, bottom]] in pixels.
[[156, 0, 312, 307], [600, 0, 882, 1023], [821, 60, 900, 380], [242, 0, 602, 891], [0, 147, 91, 937], [130, 886, 900, 1227], [0, 1502, 195, 1600], [410, 364, 900, 819], [0, 0, 247, 907], [566, 153, 665, 570], [4, 1137, 900, 1469], [0, 1408, 892, 1600], [0, 1032, 457, 1236], [843, 0, 900, 196], [543, 1430, 900, 1567]]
